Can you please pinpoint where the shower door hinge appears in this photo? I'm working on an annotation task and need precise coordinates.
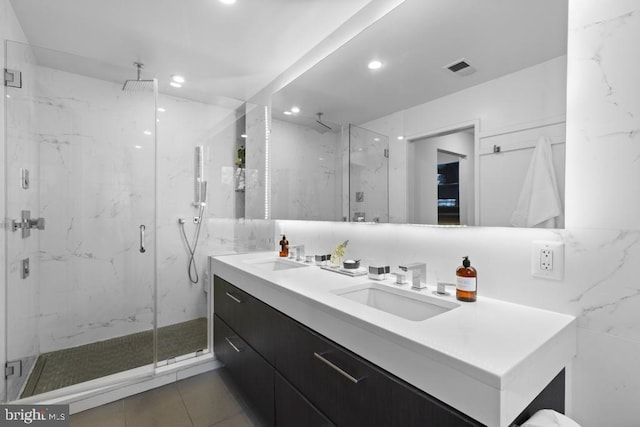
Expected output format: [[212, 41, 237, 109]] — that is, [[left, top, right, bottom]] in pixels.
[[5, 360, 23, 379], [4, 68, 22, 88], [384, 148, 389, 158]]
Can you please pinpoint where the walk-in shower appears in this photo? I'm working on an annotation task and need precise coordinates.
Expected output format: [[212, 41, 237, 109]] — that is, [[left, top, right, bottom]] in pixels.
[[2, 41, 211, 404]]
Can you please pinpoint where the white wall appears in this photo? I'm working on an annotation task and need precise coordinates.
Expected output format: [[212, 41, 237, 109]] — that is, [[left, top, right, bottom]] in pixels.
[[364, 55, 567, 225]]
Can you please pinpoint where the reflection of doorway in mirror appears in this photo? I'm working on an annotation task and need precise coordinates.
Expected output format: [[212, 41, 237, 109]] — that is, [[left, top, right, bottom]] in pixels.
[[437, 155, 460, 225], [408, 126, 475, 225]]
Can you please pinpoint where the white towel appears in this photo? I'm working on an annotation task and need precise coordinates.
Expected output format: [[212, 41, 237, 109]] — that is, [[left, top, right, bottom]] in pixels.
[[521, 409, 581, 427], [510, 136, 562, 228]]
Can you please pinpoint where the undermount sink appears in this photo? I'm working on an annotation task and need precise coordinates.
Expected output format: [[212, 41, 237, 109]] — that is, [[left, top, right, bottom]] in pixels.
[[244, 258, 309, 272], [334, 282, 459, 321]]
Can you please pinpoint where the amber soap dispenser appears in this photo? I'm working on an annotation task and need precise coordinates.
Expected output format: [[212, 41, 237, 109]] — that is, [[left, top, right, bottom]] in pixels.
[[456, 256, 477, 302], [279, 235, 289, 258]]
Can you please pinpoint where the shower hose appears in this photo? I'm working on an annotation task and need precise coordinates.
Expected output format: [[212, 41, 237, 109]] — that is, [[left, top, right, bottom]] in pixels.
[[179, 203, 205, 284]]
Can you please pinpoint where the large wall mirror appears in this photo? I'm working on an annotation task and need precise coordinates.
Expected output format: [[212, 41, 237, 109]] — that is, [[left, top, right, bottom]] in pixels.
[[269, 0, 568, 227]]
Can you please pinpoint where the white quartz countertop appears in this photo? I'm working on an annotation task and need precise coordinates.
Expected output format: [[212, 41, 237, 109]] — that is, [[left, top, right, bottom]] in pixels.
[[211, 251, 577, 426]]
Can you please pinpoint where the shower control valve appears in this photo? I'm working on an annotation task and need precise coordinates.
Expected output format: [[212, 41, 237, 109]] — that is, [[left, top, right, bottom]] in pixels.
[[11, 210, 45, 238], [193, 216, 201, 224]]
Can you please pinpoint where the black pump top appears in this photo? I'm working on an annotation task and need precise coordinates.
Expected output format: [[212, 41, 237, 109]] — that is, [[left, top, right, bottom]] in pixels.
[[462, 256, 470, 268]]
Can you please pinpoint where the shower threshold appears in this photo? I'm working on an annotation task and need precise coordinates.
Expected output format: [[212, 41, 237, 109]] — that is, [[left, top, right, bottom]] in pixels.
[[21, 317, 207, 398]]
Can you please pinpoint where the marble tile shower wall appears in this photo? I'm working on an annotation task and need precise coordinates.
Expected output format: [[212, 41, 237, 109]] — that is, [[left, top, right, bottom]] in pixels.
[[30, 66, 156, 353], [155, 92, 241, 329], [270, 118, 342, 221]]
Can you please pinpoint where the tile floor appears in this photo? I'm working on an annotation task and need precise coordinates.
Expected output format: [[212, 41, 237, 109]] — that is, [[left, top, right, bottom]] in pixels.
[[70, 369, 262, 427]]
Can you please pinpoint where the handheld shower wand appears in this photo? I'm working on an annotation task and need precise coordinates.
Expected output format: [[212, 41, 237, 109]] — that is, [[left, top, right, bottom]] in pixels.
[[194, 146, 206, 207], [180, 146, 208, 284]]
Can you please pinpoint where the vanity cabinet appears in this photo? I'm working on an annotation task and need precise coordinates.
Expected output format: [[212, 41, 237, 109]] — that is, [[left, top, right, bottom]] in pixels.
[[213, 274, 276, 363], [275, 372, 334, 427], [213, 275, 562, 426], [276, 313, 394, 426], [213, 314, 275, 425]]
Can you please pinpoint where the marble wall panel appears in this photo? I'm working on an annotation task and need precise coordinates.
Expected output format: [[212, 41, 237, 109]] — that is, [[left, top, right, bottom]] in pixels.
[[270, 118, 342, 221]]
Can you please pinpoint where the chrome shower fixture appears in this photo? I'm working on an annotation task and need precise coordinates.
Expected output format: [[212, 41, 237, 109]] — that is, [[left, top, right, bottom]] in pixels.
[[314, 112, 333, 134], [194, 146, 208, 207], [122, 62, 155, 92]]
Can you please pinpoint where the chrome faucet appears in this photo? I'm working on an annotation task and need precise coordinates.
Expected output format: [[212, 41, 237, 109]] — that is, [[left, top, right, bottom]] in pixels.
[[399, 263, 427, 290], [289, 245, 305, 261]]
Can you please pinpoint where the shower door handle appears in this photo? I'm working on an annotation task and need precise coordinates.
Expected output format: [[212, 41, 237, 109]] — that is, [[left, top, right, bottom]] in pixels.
[[139, 225, 146, 253]]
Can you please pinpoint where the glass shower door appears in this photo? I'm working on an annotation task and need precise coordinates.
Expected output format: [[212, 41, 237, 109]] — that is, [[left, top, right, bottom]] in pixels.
[[349, 124, 389, 223], [4, 41, 157, 401]]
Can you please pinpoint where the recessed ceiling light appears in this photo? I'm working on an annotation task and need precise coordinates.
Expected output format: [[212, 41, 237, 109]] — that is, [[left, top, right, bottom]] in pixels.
[[170, 82, 182, 88], [368, 60, 383, 70], [374, 137, 380, 142], [143, 130, 152, 135], [219, 0, 236, 4], [291, 106, 300, 114], [157, 107, 166, 112], [241, 134, 247, 138], [172, 75, 185, 84], [134, 145, 143, 149], [397, 136, 404, 140], [283, 111, 293, 116]]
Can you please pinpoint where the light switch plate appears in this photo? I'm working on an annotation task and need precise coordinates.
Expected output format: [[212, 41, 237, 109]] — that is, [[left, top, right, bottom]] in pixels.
[[532, 240, 564, 280]]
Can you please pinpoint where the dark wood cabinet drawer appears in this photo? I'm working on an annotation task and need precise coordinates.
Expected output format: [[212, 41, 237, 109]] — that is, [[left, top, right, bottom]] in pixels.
[[213, 315, 275, 426], [275, 372, 334, 427], [390, 375, 483, 427], [276, 314, 392, 427], [214, 275, 276, 363]]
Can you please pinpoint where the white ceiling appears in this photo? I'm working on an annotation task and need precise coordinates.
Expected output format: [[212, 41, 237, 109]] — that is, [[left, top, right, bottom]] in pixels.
[[272, 0, 568, 126], [9, 0, 373, 103]]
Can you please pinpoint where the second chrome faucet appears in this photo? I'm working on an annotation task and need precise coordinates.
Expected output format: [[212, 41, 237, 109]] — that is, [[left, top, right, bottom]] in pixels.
[[398, 263, 427, 290]]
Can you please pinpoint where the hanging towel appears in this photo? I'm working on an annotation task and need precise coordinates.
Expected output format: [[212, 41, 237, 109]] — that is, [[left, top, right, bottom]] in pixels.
[[520, 409, 581, 427], [510, 136, 562, 228]]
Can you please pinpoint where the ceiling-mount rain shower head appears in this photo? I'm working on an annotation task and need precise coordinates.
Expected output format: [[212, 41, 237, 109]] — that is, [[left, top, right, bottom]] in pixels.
[[315, 112, 333, 133], [122, 62, 155, 92]]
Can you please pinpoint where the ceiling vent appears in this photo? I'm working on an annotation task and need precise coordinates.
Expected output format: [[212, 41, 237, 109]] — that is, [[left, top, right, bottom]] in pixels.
[[443, 58, 477, 77]]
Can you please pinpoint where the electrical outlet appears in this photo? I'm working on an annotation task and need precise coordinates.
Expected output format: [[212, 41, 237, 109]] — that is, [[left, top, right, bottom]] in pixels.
[[540, 248, 553, 271], [532, 241, 564, 280]]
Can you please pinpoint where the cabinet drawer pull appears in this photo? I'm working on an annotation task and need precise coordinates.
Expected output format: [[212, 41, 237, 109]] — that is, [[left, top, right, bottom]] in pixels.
[[313, 352, 363, 384], [225, 292, 242, 304], [225, 336, 243, 353]]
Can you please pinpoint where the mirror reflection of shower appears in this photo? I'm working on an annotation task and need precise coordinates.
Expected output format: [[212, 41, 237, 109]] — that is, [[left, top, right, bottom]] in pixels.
[[179, 146, 208, 284]]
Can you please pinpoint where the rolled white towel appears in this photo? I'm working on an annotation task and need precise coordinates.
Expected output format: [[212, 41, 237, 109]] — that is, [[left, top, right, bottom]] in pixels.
[[521, 409, 581, 427]]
